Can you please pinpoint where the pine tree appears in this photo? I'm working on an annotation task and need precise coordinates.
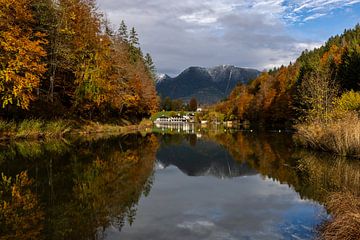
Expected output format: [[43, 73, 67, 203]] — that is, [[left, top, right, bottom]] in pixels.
[[129, 27, 139, 47], [118, 20, 128, 42], [144, 53, 156, 76], [104, 17, 114, 37], [338, 45, 360, 91]]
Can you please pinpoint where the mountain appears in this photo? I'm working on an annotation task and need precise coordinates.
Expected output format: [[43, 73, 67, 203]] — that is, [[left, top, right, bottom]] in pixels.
[[156, 138, 257, 178], [156, 73, 171, 83], [156, 65, 260, 104]]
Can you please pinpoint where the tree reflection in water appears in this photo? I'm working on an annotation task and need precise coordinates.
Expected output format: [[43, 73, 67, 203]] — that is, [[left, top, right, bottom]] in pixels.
[[209, 131, 360, 201], [157, 130, 360, 202], [1, 130, 360, 239], [0, 134, 158, 240]]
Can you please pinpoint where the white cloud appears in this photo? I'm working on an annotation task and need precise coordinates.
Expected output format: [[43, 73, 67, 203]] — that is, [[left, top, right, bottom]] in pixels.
[[177, 220, 215, 230], [303, 13, 327, 21], [284, 0, 360, 22], [97, 0, 359, 75]]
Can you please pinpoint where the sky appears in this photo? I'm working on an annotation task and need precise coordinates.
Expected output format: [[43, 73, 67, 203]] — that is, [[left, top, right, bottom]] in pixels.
[[97, 0, 360, 76]]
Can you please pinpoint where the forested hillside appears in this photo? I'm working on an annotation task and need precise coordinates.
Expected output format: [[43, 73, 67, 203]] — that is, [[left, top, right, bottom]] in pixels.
[[215, 24, 360, 124], [0, 0, 158, 122]]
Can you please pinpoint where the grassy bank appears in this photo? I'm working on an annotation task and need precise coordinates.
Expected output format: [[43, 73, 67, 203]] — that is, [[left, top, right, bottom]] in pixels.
[[294, 113, 360, 239], [294, 113, 360, 158], [0, 119, 153, 141], [320, 192, 360, 240]]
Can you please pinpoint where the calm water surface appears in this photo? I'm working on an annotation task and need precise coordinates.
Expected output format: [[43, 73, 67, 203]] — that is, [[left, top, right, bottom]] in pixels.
[[2, 127, 359, 240]]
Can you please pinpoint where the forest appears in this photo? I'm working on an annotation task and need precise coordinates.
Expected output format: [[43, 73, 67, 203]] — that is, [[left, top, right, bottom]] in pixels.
[[215, 24, 360, 157], [0, 0, 158, 123], [215, 24, 360, 124]]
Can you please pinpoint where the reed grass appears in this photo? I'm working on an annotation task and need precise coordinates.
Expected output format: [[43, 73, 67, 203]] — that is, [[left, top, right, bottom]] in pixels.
[[294, 112, 360, 157], [0, 119, 72, 139], [0, 118, 150, 140], [15, 119, 43, 138], [0, 120, 16, 133], [320, 192, 360, 240], [43, 120, 71, 137], [297, 151, 360, 199]]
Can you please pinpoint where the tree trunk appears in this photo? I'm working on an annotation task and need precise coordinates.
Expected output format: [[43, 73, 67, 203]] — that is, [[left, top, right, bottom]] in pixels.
[[49, 75, 54, 102]]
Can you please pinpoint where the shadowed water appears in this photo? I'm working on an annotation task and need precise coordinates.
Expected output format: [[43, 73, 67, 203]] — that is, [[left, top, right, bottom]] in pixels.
[[1, 129, 360, 240]]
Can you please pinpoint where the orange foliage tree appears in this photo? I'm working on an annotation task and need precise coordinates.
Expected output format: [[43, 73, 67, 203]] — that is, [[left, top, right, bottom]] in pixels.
[[0, 0, 47, 109], [0, 0, 159, 121]]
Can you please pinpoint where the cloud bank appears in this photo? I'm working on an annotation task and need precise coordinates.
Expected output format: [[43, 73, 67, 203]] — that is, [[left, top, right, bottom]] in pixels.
[[98, 0, 359, 75]]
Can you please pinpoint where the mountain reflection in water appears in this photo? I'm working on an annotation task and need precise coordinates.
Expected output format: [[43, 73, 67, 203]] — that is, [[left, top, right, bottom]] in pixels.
[[156, 137, 257, 178], [1, 130, 360, 240]]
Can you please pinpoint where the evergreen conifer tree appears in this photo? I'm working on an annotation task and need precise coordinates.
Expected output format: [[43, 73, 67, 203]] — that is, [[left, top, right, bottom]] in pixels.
[[118, 20, 128, 42], [129, 27, 139, 47]]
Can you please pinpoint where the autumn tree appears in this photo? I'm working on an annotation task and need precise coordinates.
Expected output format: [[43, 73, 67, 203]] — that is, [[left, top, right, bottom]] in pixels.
[[189, 97, 198, 111], [298, 66, 339, 123], [161, 97, 172, 111], [0, 0, 47, 109], [0, 0, 159, 121]]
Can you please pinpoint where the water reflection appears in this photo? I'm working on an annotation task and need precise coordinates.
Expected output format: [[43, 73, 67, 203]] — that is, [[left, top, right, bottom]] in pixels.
[[0, 129, 359, 239], [117, 131, 325, 240], [0, 134, 158, 240], [157, 134, 257, 178], [154, 122, 196, 133]]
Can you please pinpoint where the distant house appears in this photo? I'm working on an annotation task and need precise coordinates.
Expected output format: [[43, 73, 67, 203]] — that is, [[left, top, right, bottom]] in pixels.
[[156, 115, 169, 122], [154, 113, 194, 123]]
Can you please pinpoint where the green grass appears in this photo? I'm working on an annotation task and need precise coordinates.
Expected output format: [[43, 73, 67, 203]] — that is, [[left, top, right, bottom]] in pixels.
[[15, 119, 43, 138], [0, 120, 16, 133], [43, 120, 72, 137], [0, 118, 147, 140], [0, 119, 72, 139]]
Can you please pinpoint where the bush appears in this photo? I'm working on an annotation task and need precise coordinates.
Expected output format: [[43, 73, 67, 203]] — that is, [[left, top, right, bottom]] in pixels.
[[335, 90, 360, 113], [203, 111, 225, 123], [138, 119, 153, 129]]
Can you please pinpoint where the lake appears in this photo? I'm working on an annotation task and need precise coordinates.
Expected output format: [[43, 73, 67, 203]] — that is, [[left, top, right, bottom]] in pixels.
[[1, 126, 360, 240]]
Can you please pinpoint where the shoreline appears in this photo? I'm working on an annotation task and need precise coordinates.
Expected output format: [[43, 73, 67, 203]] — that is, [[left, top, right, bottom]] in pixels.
[[0, 119, 153, 141]]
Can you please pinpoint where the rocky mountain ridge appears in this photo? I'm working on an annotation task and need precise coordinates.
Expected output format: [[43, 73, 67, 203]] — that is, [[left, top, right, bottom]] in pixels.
[[156, 65, 260, 104]]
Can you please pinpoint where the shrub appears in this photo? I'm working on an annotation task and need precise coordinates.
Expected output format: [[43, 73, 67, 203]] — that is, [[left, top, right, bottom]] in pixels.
[[335, 90, 360, 113], [139, 119, 153, 129]]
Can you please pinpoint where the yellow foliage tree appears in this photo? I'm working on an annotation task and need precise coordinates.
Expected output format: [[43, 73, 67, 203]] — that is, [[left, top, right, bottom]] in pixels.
[[0, 0, 47, 109]]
